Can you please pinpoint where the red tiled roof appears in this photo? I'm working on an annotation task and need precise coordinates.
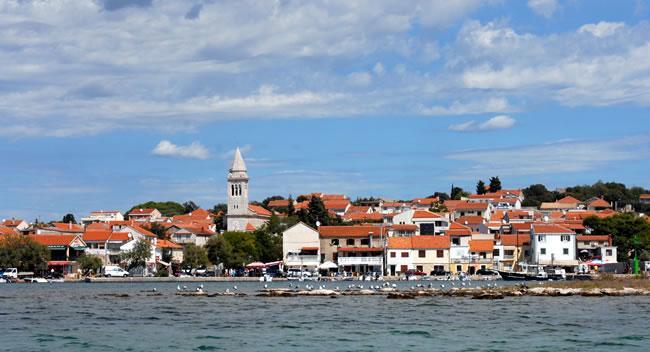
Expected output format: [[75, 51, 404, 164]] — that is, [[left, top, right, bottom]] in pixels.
[[86, 222, 111, 231], [589, 198, 611, 208], [129, 225, 157, 238], [640, 194, 650, 200], [156, 239, 183, 249], [452, 201, 489, 211], [248, 204, 272, 217], [411, 197, 439, 205], [344, 212, 383, 222], [245, 223, 256, 231], [29, 234, 82, 247], [510, 223, 532, 232], [500, 234, 530, 246], [267, 199, 290, 208], [128, 208, 157, 215], [323, 199, 350, 210], [469, 239, 494, 252], [50, 222, 84, 232], [456, 215, 484, 225], [391, 224, 418, 231], [83, 231, 130, 242], [447, 222, 472, 236], [382, 202, 411, 207], [2, 219, 24, 227], [321, 194, 347, 200], [319, 225, 387, 238], [0, 227, 17, 235], [412, 210, 443, 219], [558, 196, 581, 204], [532, 224, 575, 234], [388, 236, 450, 249], [576, 235, 612, 244]]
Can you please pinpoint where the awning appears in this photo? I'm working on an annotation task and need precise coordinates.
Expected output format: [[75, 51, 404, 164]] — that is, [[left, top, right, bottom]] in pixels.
[[318, 261, 338, 270], [246, 261, 266, 269], [264, 261, 283, 267], [48, 261, 73, 266]]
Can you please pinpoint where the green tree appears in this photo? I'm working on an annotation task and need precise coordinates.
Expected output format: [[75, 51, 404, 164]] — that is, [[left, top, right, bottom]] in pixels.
[[430, 202, 448, 213], [287, 196, 296, 216], [298, 196, 331, 228], [206, 235, 236, 268], [522, 184, 559, 207], [584, 213, 650, 261], [77, 254, 103, 276], [182, 244, 210, 272], [148, 222, 168, 239], [212, 204, 228, 232], [489, 176, 502, 192], [182, 200, 199, 213], [451, 186, 469, 200], [0, 234, 50, 273], [61, 213, 76, 224], [121, 239, 152, 270], [253, 225, 283, 263], [126, 201, 185, 217], [222, 231, 259, 268], [429, 192, 450, 202], [476, 180, 487, 195]]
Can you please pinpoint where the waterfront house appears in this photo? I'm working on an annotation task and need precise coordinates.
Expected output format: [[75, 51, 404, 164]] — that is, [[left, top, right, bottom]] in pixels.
[[319, 225, 386, 276], [30, 234, 86, 275], [576, 235, 617, 263], [155, 239, 184, 266], [386, 236, 450, 276], [530, 223, 578, 268], [494, 234, 530, 271], [468, 239, 495, 273], [282, 222, 320, 271], [83, 230, 130, 265]]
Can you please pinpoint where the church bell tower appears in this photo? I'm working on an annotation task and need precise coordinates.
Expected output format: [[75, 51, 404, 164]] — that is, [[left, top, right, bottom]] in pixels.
[[226, 147, 249, 231]]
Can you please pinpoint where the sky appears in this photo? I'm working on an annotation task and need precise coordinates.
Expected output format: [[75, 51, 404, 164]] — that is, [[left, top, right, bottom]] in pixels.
[[1, 0, 650, 221]]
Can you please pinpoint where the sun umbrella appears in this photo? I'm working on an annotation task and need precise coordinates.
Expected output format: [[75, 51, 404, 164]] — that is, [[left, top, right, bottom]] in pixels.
[[318, 261, 338, 270], [246, 261, 266, 269]]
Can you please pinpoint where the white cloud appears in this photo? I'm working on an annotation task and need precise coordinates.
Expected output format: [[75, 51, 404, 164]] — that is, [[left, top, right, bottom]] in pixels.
[[579, 21, 625, 38], [419, 97, 514, 116], [152, 140, 210, 160], [446, 137, 649, 178], [527, 0, 558, 18], [347, 71, 373, 86], [449, 115, 516, 132]]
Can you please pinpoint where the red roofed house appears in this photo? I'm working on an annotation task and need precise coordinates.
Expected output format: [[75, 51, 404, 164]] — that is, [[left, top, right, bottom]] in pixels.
[[127, 208, 163, 222], [282, 222, 320, 271], [467, 239, 495, 273], [587, 198, 612, 211], [119, 225, 158, 274], [640, 194, 650, 204], [576, 235, 617, 263], [83, 230, 131, 265], [531, 223, 578, 267], [168, 224, 217, 247], [35, 222, 84, 235], [0, 226, 17, 235], [226, 148, 271, 231], [156, 239, 184, 265], [494, 234, 531, 271], [411, 197, 439, 210], [392, 209, 449, 235], [387, 236, 450, 276], [450, 201, 492, 221], [30, 234, 87, 275], [2, 218, 29, 231], [319, 225, 387, 275]]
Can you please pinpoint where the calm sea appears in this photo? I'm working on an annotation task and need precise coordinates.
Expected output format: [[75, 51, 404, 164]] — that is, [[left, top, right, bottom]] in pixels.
[[1, 281, 648, 351]]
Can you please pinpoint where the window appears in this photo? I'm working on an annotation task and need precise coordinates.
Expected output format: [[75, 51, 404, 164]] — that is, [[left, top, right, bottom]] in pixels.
[[561, 235, 570, 242], [452, 237, 460, 245], [540, 248, 546, 255], [390, 252, 396, 258], [456, 265, 462, 272], [493, 249, 500, 257], [538, 235, 545, 242], [606, 249, 613, 256], [360, 238, 370, 246], [346, 239, 355, 246], [563, 248, 569, 255], [416, 265, 423, 272], [330, 239, 339, 246], [418, 250, 426, 258], [420, 223, 436, 235], [400, 265, 408, 273], [401, 251, 409, 258], [436, 250, 444, 258], [505, 250, 514, 257]]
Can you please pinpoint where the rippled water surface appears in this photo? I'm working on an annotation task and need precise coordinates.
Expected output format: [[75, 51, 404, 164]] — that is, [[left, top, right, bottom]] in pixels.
[[1, 281, 649, 351]]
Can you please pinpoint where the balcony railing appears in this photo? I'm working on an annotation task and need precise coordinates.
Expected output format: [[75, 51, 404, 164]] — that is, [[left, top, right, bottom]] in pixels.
[[285, 255, 320, 266], [338, 256, 383, 266]]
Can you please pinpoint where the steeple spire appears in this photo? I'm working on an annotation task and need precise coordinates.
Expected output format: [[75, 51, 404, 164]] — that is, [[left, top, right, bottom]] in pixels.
[[230, 147, 247, 172]]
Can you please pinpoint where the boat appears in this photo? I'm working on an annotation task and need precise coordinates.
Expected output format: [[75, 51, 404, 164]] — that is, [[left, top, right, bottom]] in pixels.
[[498, 264, 553, 281], [24, 277, 49, 283]]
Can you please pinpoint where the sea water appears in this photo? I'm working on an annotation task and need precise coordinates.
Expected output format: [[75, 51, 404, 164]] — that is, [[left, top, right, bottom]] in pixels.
[[1, 281, 648, 351]]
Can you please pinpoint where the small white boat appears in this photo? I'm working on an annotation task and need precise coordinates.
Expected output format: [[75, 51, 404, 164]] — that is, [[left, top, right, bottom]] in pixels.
[[24, 277, 49, 283], [48, 278, 65, 283]]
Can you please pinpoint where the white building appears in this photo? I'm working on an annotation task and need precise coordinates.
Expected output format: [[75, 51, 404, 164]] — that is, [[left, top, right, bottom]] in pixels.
[[282, 222, 320, 270], [530, 223, 578, 267], [81, 210, 124, 225], [392, 210, 449, 235], [127, 208, 163, 222]]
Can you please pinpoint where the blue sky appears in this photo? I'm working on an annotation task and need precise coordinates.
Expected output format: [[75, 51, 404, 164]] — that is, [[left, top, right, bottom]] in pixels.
[[1, 0, 649, 221]]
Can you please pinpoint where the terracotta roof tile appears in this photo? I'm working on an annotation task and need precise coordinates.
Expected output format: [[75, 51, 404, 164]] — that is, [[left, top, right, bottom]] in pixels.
[[248, 204, 272, 217], [469, 239, 494, 252]]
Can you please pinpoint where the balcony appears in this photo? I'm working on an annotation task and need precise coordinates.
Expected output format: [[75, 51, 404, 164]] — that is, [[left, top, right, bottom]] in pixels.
[[338, 256, 383, 266], [285, 255, 319, 267]]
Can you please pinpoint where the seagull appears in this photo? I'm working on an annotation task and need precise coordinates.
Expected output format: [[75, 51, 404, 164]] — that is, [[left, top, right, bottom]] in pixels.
[[200, 284, 204, 289], [153, 288, 157, 292], [391, 284, 397, 288], [440, 284, 445, 288], [183, 285, 188, 290], [225, 288, 230, 293], [233, 285, 238, 291], [264, 284, 268, 289], [461, 282, 466, 287], [335, 286, 339, 291], [177, 285, 181, 291]]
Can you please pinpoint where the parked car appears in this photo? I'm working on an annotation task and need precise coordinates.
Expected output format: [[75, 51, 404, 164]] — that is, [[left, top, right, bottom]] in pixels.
[[430, 270, 451, 276], [103, 266, 130, 277], [476, 269, 498, 276], [1, 268, 18, 279]]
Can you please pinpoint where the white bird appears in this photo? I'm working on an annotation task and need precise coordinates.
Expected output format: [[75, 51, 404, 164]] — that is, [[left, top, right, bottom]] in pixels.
[[200, 284, 204, 289], [183, 285, 188, 290], [335, 286, 339, 290], [264, 284, 268, 289], [225, 288, 230, 293], [177, 285, 181, 291], [461, 282, 466, 287], [153, 288, 157, 292], [440, 284, 445, 288], [233, 285, 238, 290], [391, 284, 397, 288]]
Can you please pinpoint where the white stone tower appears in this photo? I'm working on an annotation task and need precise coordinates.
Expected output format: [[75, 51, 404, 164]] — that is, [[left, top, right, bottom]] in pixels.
[[226, 147, 249, 231]]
